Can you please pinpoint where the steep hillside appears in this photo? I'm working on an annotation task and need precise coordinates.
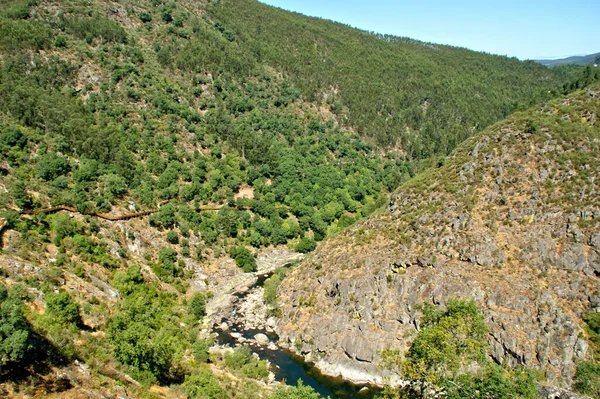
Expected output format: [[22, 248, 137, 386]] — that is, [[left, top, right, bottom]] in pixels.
[[209, 0, 573, 154], [276, 86, 600, 392]]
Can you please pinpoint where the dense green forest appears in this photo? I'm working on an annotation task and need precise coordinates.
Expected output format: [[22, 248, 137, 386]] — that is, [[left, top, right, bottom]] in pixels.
[[0, 0, 597, 398], [207, 0, 581, 153]]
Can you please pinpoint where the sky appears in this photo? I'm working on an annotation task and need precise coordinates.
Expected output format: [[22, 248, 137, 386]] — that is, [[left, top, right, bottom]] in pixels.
[[259, 0, 599, 60]]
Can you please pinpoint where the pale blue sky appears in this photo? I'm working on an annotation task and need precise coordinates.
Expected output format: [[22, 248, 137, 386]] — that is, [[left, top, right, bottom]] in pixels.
[[259, 0, 599, 60]]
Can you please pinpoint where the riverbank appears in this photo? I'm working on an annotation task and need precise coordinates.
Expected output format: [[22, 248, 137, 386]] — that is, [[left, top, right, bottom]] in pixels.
[[204, 248, 385, 398]]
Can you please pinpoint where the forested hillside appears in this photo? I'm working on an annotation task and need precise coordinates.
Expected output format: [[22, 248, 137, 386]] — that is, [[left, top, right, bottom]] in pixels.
[[0, 0, 596, 398], [198, 0, 576, 155]]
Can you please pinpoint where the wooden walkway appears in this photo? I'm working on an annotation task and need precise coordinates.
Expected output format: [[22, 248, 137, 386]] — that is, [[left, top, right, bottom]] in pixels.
[[0, 201, 223, 248]]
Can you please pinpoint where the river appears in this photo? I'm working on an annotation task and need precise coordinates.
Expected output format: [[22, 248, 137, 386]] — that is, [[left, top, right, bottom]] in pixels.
[[211, 271, 382, 399]]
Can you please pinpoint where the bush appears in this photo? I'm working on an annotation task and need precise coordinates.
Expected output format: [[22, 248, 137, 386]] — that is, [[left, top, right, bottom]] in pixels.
[[139, 12, 152, 23], [224, 346, 253, 370], [45, 291, 82, 326], [102, 173, 127, 198], [574, 361, 600, 398], [159, 247, 178, 265], [150, 204, 177, 229], [584, 312, 600, 334], [402, 299, 487, 381], [188, 293, 206, 320], [271, 380, 323, 399], [54, 35, 66, 48], [166, 230, 179, 244], [295, 237, 316, 253], [184, 369, 226, 399], [381, 299, 538, 398], [37, 153, 70, 181], [229, 246, 256, 272], [192, 338, 212, 363], [0, 283, 31, 367]]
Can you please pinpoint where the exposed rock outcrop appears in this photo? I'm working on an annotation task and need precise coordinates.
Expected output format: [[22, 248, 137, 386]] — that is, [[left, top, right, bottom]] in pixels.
[[276, 88, 600, 388]]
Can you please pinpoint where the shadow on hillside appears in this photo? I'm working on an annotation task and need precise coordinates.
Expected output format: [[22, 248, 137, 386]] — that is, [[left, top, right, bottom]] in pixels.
[[0, 332, 73, 394]]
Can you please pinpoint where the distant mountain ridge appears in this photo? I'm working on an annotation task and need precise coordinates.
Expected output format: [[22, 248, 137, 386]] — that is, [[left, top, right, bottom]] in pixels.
[[537, 52, 600, 67]]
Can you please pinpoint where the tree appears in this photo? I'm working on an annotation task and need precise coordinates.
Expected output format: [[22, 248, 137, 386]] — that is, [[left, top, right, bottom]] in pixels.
[[295, 237, 316, 253], [188, 293, 206, 320], [45, 291, 82, 326], [380, 299, 537, 399], [402, 299, 487, 382], [230, 246, 256, 272], [166, 230, 179, 244], [0, 284, 31, 368], [184, 369, 226, 399], [37, 152, 69, 181], [139, 12, 152, 23]]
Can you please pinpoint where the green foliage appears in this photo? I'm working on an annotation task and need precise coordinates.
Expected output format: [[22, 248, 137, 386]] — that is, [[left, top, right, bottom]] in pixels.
[[54, 35, 66, 48], [295, 237, 316, 254], [574, 361, 600, 398], [574, 313, 600, 397], [381, 300, 537, 398], [229, 246, 256, 272], [192, 338, 212, 364], [224, 346, 253, 370], [263, 267, 288, 314], [139, 12, 153, 23], [184, 368, 226, 399], [37, 153, 70, 181], [102, 173, 127, 199], [45, 291, 82, 326], [403, 299, 487, 381], [270, 380, 323, 399], [224, 346, 269, 380], [112, 265, 145, 296], [150, 205, 177, 229], [154, 247, 182, 280], [107, 277, 191, 385], [0, 283, 31, 367], [62, 15, 127, 44], [208, 0, 566, 153], [188, 292, 206, 320], [0, 18, 52, 52], [584, 312, 600, 335], [166, 230, 179, 244], [0, 2, 591, 396]]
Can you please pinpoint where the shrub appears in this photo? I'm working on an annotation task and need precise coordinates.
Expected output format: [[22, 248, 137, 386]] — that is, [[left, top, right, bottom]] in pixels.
[[271, 380, 323, 399], [574, 361, 600, 398], [224, 346, 252, 370], [381, 299, 538, 398], [45, 291, 82, 326], [0, 283, 31, 367], [188, 293, 206, 320], [139, 12, 152, 23], [102, 173, 127, 198], [37, 153, 70, 181], [295, 237, 316, 253], [229, 246, 256, 272], [184, 369, 225, 399], [150, 204, 177, 229], [54, 35, 66, 48], [192, 338, 212, 363], [166, 230, 179, 244]]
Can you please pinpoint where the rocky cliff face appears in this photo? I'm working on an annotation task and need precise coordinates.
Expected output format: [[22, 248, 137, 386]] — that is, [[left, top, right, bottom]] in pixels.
[[276, 88, 600, 388]]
